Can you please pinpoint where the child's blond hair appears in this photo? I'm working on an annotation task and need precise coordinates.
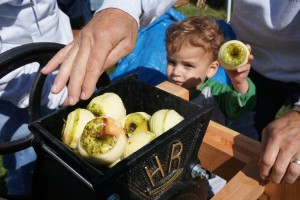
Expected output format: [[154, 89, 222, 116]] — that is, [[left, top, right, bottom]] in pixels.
[[165, 16, 224, 61]]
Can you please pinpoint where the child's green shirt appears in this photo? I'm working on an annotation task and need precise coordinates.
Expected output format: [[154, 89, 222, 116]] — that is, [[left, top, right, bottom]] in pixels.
[[190, 78, 256, 122]]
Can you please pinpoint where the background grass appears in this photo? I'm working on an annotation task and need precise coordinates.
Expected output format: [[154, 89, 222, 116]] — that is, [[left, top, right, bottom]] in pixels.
[[0, 161, 7, 194], [175, 3, 227, 19]]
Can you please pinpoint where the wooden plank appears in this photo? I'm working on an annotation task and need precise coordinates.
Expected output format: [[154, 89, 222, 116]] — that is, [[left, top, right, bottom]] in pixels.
[[156, 81, 189, 101], [201, 120, 300, 200], [199, 141, 245, 181], [199, 120, 261, 181], [258, 194, 270, 200], [203, 121, 260, 164], [264, 179, 300, 200], [200, 121, 266, 198], [212, 154, 266, 200]]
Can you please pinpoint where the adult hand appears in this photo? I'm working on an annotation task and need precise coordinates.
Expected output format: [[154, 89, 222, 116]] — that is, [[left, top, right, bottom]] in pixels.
[[42, 8, 138, 105], [260, 111, 300, 183]]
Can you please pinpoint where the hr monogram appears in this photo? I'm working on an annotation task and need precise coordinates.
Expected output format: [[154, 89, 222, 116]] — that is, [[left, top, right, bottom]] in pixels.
[[144, 141, 184, 195]]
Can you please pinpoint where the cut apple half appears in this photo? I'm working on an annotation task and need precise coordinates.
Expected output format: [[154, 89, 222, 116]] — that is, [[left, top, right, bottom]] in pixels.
[[77, 117, 127, 166], [62, 108, 95, 149], [121, 112, 151, 137], [149, 109, 184, 137]]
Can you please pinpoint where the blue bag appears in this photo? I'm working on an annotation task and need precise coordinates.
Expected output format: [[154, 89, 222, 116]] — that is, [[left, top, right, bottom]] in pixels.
[[110, 8, 235, 86]]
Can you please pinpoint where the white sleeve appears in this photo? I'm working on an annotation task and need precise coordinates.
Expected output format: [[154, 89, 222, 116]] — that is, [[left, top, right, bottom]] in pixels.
[[0, 0, 32, 6], [0, 63, 67, 109], [96, 0, 177, 27]]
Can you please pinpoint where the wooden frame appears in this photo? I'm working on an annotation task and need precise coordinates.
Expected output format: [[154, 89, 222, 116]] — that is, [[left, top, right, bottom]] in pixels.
[[157, 81, 300, 200]]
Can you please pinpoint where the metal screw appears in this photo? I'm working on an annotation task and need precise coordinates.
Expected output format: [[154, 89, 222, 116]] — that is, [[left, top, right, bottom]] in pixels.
[[191, 164, 209, 180]]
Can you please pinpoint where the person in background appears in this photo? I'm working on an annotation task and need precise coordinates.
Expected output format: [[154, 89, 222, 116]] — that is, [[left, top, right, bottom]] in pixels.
[[43, 0, 299, 186], [165, 15, 256, 130], [230, 0, 300, 184], [0, 0, 73, 195]]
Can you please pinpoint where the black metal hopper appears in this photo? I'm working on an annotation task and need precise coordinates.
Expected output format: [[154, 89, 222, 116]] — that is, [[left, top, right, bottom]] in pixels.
[[29, 74, 212, 200]]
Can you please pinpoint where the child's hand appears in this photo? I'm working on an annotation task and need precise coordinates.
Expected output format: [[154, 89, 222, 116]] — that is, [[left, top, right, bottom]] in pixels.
[[225, 44, 254, 93]]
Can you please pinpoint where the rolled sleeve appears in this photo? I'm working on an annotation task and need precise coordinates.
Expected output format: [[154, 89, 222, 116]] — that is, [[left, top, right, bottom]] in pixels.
[[96, 0, 177, 27]]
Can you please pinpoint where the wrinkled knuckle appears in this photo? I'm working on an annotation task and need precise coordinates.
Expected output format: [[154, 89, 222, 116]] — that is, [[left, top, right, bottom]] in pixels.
[[286, 139, 296, 149], [86, 60, 102, 75], [57, 49, 67, 60], [126, 42, 135, 52], [272, 166, 285, 177], [81, 82, 93, 92], [64, 52, 75, 63], [288, 168, 299, 179], [121, 39, 135, 52], [261, 158, 274, 169], [80, 28, 90, 37], [268, 129, 282, 140], [94, 30, 110, 41]]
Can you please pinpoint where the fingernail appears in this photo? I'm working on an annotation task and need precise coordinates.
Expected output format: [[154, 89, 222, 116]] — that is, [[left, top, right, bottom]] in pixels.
[[41, 66, 47, 71], [81, 92, 86, 100], [68, 96, 74, 105]]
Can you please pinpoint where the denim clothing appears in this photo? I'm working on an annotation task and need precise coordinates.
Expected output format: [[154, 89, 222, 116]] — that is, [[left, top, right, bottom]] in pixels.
[[0, 99, 57, 195], [0, 100, 36, 195]]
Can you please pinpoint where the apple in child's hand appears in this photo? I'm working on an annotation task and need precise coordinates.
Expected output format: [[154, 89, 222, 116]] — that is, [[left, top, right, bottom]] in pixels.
[[218, 40, 249, 70]]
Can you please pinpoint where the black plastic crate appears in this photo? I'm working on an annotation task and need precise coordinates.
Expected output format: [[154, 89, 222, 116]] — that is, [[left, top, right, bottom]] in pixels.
[[29, 74, 212, 200]]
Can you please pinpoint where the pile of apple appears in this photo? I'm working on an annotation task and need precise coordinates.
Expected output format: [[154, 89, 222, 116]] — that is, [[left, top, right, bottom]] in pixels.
[[61, 92, 184, 168]]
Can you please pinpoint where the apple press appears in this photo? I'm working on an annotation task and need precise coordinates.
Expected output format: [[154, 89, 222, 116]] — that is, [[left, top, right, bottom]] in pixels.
[[0, 43, 212, 200]]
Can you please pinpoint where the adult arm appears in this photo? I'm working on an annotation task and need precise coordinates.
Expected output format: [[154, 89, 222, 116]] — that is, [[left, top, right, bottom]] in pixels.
[[98, 0, 177, 27], [42, 0, 177, 106]]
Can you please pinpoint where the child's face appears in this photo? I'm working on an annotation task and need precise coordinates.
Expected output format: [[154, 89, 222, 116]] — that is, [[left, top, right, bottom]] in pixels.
[[167, 43, 217, 93]]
